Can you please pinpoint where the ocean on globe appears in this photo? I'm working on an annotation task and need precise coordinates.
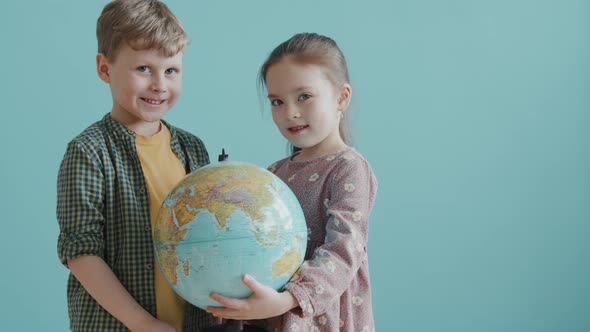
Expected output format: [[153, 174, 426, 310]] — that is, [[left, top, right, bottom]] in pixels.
[[153, 161, 307, 310]]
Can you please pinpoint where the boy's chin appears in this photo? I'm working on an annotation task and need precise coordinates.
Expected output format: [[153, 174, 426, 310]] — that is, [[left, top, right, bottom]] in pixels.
[[111, 109, 168, 134]]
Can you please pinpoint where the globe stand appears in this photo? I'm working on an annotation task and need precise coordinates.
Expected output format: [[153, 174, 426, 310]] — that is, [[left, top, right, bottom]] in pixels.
[[201, 319, 268, 332], [218, 148, 229, 162]]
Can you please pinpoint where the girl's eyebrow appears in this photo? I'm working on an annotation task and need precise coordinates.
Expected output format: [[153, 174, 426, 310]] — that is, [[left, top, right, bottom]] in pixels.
[[268, 86, 313, 99]]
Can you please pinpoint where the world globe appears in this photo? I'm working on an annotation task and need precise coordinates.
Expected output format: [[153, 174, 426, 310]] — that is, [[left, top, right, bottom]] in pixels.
[[153, 161, 307, 310]]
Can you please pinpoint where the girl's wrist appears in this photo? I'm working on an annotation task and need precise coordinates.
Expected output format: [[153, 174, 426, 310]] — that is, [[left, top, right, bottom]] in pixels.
[[280, 290, 299, 313]]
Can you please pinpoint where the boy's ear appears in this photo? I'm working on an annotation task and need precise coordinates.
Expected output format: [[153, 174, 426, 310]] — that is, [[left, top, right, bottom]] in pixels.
[[337, 83, 352, 111], [96, 53, 111, 83]]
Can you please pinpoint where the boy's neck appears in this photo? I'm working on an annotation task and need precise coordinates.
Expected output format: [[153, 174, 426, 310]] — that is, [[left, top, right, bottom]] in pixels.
[[110, 110, 162, 136]]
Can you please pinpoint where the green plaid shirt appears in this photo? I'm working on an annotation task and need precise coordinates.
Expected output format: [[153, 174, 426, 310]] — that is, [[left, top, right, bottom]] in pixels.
[[57, 114, 215, 331]]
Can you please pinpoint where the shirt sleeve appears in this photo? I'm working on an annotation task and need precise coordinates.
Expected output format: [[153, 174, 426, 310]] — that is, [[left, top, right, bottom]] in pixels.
[[56, 141, 106, 267], [283, 157, 378, 317]]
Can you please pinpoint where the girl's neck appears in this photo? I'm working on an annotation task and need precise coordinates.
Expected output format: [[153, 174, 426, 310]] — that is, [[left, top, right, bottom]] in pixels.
[[293, 140, 348, 162]]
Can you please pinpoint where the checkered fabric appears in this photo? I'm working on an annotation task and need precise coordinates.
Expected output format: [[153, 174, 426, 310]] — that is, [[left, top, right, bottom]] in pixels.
[[57, 113, 215, 331]]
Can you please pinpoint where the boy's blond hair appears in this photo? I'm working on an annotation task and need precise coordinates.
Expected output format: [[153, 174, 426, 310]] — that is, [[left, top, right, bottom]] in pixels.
[[97, 0, 188, 61]]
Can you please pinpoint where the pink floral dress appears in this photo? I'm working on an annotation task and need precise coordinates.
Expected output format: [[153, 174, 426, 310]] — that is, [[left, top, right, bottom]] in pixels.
[[267, 147, 378, 332]]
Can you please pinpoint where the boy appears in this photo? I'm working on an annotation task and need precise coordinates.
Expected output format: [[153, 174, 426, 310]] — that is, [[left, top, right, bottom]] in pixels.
[[56, 0, 214, 330]]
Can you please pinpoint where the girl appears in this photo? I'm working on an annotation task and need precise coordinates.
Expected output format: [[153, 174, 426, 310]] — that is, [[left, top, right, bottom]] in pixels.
[[207, 33, 378, 332]]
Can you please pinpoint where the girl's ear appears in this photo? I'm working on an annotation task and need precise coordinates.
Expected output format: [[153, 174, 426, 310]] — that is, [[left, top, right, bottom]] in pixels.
[[96, 53, 111, 84], [337, 83, 352, 111]]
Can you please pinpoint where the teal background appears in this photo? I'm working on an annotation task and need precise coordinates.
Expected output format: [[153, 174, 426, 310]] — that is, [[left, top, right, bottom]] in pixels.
[[1, 0, 589, 331]]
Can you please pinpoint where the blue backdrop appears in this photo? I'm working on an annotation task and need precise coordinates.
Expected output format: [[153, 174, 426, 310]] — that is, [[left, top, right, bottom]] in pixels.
[[1, 1, 589, 331]]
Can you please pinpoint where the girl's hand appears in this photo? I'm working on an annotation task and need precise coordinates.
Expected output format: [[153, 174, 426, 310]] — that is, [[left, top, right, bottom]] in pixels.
[[206, 274, 298, 320]]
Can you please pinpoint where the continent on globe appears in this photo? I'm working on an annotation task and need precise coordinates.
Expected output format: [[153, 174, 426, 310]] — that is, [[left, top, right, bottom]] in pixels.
[[153, 161, 307, 310], [272, 246, 304, 278]]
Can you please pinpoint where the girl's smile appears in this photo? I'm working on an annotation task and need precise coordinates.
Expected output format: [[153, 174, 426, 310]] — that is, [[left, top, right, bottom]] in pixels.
[[287, 125, 309, 134]]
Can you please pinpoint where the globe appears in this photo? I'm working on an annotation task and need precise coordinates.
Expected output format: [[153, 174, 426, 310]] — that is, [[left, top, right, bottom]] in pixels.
[[153, 161, 307, 310]]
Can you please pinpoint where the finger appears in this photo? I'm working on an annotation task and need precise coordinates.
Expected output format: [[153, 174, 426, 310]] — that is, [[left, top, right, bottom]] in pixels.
[[209, 293, 246, 310], [206, 306, 239, 319], [207, 306, 252, 320], [242, 274, 263, 293]]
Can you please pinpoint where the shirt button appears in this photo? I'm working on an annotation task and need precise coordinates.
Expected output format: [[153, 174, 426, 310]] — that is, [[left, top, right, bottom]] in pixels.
[[140, 187, 146, 193], [146, 263, 153, 270], [144, 225, 151, 232], [127, 129, 134, 135]]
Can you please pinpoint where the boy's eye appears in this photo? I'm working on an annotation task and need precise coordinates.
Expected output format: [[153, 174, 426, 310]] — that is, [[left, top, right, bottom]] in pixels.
[[298, 93, 312, 101], [137, 66, 149, 72], [270, 99, 283, 106], [165, 68, 178, 75]]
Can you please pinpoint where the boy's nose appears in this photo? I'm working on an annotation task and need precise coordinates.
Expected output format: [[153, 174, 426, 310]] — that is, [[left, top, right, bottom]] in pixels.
[[151, 75, 167, 92]]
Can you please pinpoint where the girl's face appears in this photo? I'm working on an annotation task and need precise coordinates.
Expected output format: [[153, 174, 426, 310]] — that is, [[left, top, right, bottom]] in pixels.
[[266, 59, 350, 161]]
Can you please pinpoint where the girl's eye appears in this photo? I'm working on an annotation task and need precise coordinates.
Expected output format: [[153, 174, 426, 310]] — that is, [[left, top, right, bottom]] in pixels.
[[298, 93, 312, 101], [137, 66, 149, 72], [270, 99, 283, 106], [165, 68, 178, 75]]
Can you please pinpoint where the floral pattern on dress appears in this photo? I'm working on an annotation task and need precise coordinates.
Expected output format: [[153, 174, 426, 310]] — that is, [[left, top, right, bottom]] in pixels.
[[267, 147, 378, 332], [352, 210, 363, 222], [344, 183, 355, 192]]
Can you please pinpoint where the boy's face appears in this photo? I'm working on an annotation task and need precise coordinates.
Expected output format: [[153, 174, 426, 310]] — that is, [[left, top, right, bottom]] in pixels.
[[97, 44, 183, 135]]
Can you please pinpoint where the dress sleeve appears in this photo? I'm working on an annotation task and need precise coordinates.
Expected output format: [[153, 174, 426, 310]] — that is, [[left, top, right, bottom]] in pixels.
[[283, 157, 378, 317], [56, 141, 106, 267]]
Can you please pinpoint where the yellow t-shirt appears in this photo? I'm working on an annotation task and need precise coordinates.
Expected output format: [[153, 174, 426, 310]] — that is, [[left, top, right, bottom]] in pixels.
[[136, 123, 187, 331]]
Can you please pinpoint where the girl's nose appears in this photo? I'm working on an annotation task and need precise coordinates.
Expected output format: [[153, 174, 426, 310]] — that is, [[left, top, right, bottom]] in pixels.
[[285, 105, 301, 119]]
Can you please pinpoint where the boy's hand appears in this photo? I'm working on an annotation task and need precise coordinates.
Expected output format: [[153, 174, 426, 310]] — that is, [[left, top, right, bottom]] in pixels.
[[206, 274, 298, 320], [132, 316, 176, 332], [67, 256, 177, 332]]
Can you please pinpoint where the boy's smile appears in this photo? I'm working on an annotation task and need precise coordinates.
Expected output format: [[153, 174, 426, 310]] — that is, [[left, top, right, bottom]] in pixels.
[[97, 44, 183, 136], [141, 98, 165, 105]]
